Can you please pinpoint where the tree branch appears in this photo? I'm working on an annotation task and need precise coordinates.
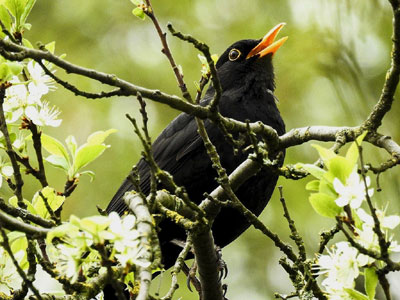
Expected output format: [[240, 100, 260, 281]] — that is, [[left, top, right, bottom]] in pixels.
[[124, 192, 156, 300], [363, 0, 400, 131]]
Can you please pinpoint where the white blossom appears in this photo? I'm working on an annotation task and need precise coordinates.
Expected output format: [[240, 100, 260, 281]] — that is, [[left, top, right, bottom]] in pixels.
[[0, 158, 13, 188], [3, 78, 40, 123], [53, 244, 84, 283], [333, 169, 373, 209], [27, 61, 55, 97], [108, 212, 150, 268], [0, 248, 23, 295], [355, 208, 400, 255], [25, 101, 62, 127], [315, 242, 366, 296], [108, 212, 139, 252]]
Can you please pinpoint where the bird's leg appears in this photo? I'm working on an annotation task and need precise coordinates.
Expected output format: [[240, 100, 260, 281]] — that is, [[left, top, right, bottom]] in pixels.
[[182, 261, 202, 294], [215, 245, 228, 282], [222, 283, 229, 300]]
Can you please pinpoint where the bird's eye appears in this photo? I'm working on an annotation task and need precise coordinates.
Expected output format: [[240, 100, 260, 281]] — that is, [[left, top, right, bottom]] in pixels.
[[228, 49, 241, 61]]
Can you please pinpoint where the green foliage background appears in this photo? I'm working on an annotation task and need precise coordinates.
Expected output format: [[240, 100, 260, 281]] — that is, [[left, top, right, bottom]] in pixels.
[[16, 0, 400, 298]]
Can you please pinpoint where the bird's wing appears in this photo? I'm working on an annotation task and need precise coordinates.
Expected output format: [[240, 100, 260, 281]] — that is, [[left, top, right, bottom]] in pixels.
[[106, 110, 214, 215]]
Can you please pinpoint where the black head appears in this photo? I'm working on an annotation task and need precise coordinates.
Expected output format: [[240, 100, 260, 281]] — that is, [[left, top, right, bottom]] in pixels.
[[214, 23, 287, 92]]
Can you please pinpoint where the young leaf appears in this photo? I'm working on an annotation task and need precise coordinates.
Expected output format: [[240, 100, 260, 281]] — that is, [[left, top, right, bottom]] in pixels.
[[319, 178, 337, 198], [8, 231, 28, 269], [344, 288, 369, 300], [296, 163, 326, 179], [45, 154, 69, 171], [73, 144, 107, 174], [9, 195, 36, 215], [346, 131, 368, 166], [47, 223, 78, 243], [364, 267, 378, 300], [0, 63, 11, 82], [312, 144, 337, 164], [20, 0, 36, 26], [32, 187, 65, 219], [65, 135, 78, 157], [132, 7, 145, 20], [130, 0, 145, 6], [87, 129, 117, 145], [309, 192, 341, 218], [80, 170, 96, 182], [305, 180, 319, 191], [41, 134, 70, 163], [0, 5, 12, 32], [6, 61, 23, 76], [324, 156, 354, 184], [22, 38, 34, 48], [4, 0, 25, 29]]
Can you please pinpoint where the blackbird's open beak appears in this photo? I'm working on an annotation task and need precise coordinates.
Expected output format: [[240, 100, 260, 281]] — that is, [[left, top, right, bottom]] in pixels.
[[246, 23, 288, 59]]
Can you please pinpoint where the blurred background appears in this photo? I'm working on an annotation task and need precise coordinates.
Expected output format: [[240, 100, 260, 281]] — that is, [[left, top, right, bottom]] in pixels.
[[16, 0, 400, 298]]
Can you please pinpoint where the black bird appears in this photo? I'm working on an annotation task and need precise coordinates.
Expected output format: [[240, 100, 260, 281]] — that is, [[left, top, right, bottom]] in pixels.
[[107, 23, 287, 274]]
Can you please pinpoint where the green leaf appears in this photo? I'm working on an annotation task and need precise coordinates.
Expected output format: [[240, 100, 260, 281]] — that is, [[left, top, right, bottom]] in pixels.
[[73, 144, 107, 174], [65, 135, 77, 157], [76, 216, 110, 235], [22, 38, 33, 48], [305, 180, 319, 191], [312, 144, 337, 163], [9, 195, 36, 215], [80, 170, 96, 182], [324, 156, 354, 184], [20, 0, 35, 25], [130, 0, 144, 5], [344, 288, 369, 300], [319, 178, 337, 198], [365, 267, 378, 300], [0, 5, 12, 31], [356, 131, 368, 144], [41, 134, 70, 163], [8, 231, 28, 269], [309, 192, 341, 218], [297, 163, 326, 179], [0, 63, 11, 82], [87, 128, 116, 145], [21, 22, 30, 30], [47, 223, 77, 243], [132, 7, 145, 20], [44, 40, 55, 53], [4, 0, 25, 29], [45, 154, 69, 171], [0, 62, 22, 82], [346, 131, 368, 167], [32, 186, 65, 219], [6, 61, 23, 76]]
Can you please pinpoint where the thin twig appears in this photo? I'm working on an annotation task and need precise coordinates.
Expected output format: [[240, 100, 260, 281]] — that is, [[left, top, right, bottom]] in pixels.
[[0, 228, 43, 300], [0, 198, 55, 228], [0, 87, 25, 207], [144, 0, 193, 103]]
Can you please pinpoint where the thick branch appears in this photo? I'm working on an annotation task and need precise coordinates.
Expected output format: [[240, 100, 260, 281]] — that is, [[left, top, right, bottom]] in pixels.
[[192, 228, 224, 300], [0, 198, 55, 228], [0, 210, 49, 238], [124, 192, 155, 300], [363, 1, 400, 131]]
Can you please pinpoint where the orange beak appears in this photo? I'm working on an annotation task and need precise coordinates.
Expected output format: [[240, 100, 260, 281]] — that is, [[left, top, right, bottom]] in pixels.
[[246, 23, 288, 59]]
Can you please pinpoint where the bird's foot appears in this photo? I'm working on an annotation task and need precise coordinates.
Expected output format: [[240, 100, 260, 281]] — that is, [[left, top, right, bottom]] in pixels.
[[215, 246, 228, 281], [222, 283, 229, 300], [182, 262, 201, 293]]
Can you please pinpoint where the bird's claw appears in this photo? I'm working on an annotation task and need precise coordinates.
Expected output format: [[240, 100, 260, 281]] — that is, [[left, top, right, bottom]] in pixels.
[[216, 246, 228, 281], [222, 283, 229, 299], [183, 262, 201, 293]]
